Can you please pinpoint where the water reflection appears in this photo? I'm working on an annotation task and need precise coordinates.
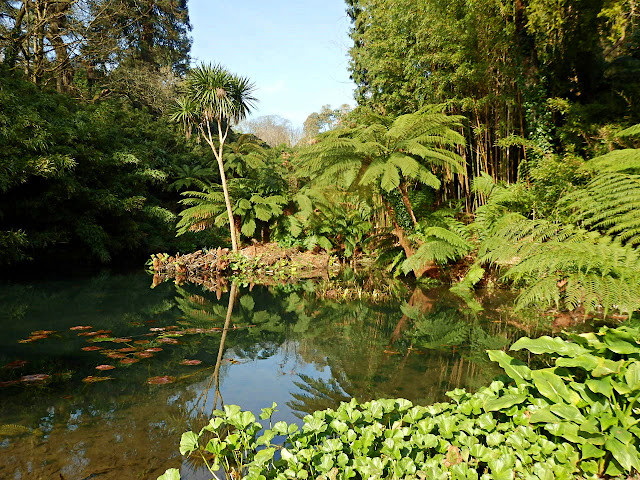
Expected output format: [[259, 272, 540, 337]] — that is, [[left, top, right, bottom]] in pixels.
[[0, 273, 538, 479]]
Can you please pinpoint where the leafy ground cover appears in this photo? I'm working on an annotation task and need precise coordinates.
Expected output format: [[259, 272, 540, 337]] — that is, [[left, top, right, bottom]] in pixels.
[[161, 322, 640, 480]]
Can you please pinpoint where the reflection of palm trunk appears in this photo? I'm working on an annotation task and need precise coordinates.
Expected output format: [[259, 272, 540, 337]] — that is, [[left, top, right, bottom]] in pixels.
[[389, 287, 435, 345], [212, 282, 238, 409]]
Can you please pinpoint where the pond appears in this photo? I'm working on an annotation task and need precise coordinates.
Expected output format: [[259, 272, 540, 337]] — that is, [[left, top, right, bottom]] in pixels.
[[0, 271, 543, 480]]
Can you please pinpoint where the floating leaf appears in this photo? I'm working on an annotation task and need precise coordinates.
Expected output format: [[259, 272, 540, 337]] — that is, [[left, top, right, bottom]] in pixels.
[[82, 376, 113, 383], [180, 359, 202, 366], [95, 365, 115, 371], [81, 346, 102, 351], [145, 348, 163, 352], [158, 338, 179, 344], [78, 331, 99, 337], [0, 381, 19, 387], [31, 330, 55, 336], [5, 360, 28, 369], [105, 352, 127, 359], [135, 352, 154, 358], [157, 468, 181, 480], [112, 338, 133, 343], [20, 374, 50, 382], [150, 327, 166, 332], [18, 335, 48, 343], [70, 326, 93, 331], [134, 340, 150, 345], [147, 375, 176, 385], [120, 358, 139, 365], [117, 347, 137, 353]]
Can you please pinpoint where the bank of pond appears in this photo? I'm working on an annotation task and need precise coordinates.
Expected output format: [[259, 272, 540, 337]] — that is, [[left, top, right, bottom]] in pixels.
[[0, 271, 635, 479]]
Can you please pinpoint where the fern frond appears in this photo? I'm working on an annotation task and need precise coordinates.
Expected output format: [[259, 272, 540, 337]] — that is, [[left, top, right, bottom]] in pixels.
[[580, 149, 640, 173]]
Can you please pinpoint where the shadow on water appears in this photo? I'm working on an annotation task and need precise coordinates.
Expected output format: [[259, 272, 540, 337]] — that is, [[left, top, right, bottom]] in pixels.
[[0, 271, 547, 479]]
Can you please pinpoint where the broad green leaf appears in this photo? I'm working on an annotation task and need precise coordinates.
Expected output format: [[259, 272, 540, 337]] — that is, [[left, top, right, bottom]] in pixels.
[[529, 407, 560, 424], [179, 431, 199, 455], [157, 468, 181, 480], [544, 422, 582, 443], [549, 403, 585, 422], [605, 437, 640, 471], [253, 447, 275, 466], [556, 354, 623, 377], [582, 443, 606, 459], [586, 377, 613, 398], [487, 350, 532, 387], [530, 369, 574, 404], [483, 394, 527, 412], [625, 361, 640, 390], [511, 336, 588, 357]]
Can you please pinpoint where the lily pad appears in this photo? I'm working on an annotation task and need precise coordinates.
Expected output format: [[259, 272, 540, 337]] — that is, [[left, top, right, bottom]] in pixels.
[[145, 348, 163, 352], [120, 358, 139, 365], [0, 380, 20, 387], [20, 374, 50, 382], [95, 365, 115, 371], [147, 375, 176, 385], [135, 351, 154, 358], [105, 352, 127, 359], [81, 346, 102, 351], [70, 326, 93, 331], [5, 360, 28, 369], [82, 376, 113, 383], [180, 359, 202, 366]]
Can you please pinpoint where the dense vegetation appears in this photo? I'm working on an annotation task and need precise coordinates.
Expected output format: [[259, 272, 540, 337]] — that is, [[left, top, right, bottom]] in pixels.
[[4, 1, 640, 478], [162, 322, 640, 479], [4, 0, 639, 320]]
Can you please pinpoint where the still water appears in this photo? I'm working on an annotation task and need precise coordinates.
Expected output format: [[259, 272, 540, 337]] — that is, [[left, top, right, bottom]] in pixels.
[[0, 272, 535, 479]]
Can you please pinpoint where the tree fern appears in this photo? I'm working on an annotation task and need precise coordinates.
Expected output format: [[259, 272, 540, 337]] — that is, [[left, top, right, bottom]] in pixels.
[[479, 217, 640, 315], [563, 173, 640, 246], [402, 210, 473, 274], [474, 123, 640, 315]]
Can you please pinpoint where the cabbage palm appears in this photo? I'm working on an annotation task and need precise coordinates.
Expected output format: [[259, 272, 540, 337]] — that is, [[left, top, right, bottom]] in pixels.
[[171, 64, 257, 251]]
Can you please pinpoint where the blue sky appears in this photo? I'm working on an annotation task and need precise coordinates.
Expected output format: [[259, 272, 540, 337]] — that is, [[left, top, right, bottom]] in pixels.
[[188, 0, 356, 128]]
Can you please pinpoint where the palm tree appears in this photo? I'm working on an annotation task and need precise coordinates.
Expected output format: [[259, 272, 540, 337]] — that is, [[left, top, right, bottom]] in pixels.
[[171, 64, 257, 251]]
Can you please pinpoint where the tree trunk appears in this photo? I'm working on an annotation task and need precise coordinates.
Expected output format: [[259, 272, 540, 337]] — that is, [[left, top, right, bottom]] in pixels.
[[385, 202, 438, 278], [398, 181, 417, 226], [215, 120, 239, 251]]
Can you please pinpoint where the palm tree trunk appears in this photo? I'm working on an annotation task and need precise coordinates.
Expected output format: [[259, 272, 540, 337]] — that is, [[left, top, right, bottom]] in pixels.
[[205, 120, 239, 251]]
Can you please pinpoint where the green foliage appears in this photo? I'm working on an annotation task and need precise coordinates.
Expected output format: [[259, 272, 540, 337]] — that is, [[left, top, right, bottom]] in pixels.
[[299, 106, 466, 193], [402, 210, 473, 274], [276, 194, 373, 258], [160, 323, 640, 480], [0, 71, 197, 264], [474, 126, 640, 314]]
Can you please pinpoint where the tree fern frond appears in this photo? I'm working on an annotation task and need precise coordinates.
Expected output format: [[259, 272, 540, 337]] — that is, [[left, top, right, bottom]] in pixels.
[[617, 123, 640, 138], [580, 149, 640, 173]]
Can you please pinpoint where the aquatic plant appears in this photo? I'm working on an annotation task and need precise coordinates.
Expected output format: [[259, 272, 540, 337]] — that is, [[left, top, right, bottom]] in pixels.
[[160, 322, 640, 479]]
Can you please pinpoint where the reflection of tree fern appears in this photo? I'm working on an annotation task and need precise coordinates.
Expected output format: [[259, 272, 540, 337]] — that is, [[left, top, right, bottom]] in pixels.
[[287, 373, 351, 418], [405, 305, 507, 362]]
